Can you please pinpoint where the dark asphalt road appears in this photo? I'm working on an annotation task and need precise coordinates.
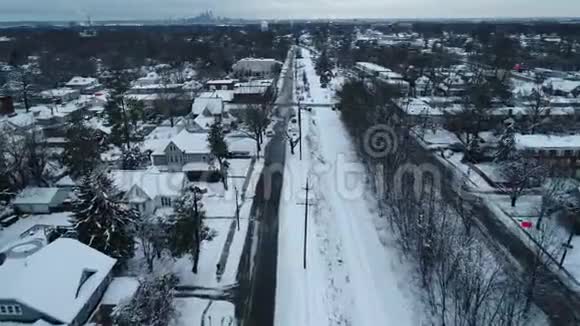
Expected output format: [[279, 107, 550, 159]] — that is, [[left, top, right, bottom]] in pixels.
[[237, 50, 294, 326]]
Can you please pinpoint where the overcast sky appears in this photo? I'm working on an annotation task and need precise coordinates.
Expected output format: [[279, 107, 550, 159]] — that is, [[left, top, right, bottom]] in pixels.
[[0, 0, 578, 21]]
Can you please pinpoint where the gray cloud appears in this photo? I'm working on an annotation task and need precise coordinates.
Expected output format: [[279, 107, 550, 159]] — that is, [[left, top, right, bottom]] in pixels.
[[0, 0, 578, 21]]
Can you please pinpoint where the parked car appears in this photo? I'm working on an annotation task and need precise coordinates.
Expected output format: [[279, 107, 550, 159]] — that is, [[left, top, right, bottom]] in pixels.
[[0, 215, 19, 228], [266, 129, 275, 137]]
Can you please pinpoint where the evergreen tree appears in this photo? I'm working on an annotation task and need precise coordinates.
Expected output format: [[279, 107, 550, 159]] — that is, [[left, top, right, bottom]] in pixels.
[[113, 273, 178, 326], [120, 146, 149, 170], [169, 185, 206, 273], [62, 118, 107, 177], [72, 171, 136, 261], [207, 120, 230, 190], [315, 49, 334, 88]]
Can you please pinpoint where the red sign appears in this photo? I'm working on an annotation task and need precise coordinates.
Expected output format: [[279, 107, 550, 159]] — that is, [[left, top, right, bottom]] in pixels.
[[520, 220, 533, 229]]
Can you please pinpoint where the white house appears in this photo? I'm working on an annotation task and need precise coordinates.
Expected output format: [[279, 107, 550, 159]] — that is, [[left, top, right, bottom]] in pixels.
[[65, 77, 100, 93], [151, 130, 214, 172], [40, 88, 80, 103], [12, 187, 70, 214], [0, 238, 116, 325], [109, 170, 187, 216]]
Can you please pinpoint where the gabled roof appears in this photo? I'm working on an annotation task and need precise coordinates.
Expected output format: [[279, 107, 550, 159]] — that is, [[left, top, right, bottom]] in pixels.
[[169, 129, 212, 154], [65, 76, 98, 87], [13, 187, 61, 205], [110, 170, 186, 199], [191, 97, 224, 116], [0, 238, 116, 324]]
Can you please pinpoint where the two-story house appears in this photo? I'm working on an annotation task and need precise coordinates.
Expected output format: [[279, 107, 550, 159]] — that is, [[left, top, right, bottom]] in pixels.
[[0, 238, 116, 325], [110, 170, 187, 216]]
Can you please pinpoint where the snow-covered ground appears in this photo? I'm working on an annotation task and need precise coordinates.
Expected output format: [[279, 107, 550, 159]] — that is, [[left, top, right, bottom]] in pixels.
[[174, 298, 235, 326], [0, 212, 72, 250], [275, 48, 419, 326]]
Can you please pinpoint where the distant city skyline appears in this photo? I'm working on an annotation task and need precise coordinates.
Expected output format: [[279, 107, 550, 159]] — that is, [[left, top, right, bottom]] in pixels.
[[0, 0, 578, 22]]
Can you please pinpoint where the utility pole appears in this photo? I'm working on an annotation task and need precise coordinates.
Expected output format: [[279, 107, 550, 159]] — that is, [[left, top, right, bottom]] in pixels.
[[298, 178, 313, 269], [235, 187, 240, 231], [298, 104, 302, 160]]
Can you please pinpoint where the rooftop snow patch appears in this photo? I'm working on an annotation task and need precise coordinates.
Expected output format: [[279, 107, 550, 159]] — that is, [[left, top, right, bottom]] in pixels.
[[109, 170, 187, 199], [13, 187, 62, 205], [516, 134, 580, 150], [0, 238, 116, 324]]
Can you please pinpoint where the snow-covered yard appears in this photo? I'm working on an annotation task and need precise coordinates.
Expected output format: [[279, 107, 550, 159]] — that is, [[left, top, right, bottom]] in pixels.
[[275, 47, 418, 326], [0, 212, 72, 250]]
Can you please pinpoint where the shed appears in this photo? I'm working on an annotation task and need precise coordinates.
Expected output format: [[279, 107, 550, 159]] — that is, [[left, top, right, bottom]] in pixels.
[[12, 187, 70, 214]]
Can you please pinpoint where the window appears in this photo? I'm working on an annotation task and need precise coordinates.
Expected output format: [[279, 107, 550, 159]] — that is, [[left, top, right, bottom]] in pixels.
[[161, 197, 172, 207], [0, 304, 22, 316]]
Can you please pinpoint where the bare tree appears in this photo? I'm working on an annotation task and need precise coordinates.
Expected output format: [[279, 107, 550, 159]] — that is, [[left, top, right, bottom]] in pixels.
[[524, 91, 550, 134], [500, 158, 546, 207], [239, 104, 270, 159], [136, 220, 169, 272]]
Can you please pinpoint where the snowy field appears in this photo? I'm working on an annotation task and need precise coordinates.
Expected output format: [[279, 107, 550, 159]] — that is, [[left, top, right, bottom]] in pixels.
[[275, 47, 419, 326]]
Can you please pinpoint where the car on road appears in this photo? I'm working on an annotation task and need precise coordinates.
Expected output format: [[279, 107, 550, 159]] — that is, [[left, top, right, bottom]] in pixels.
[[290, 118, 297, 124], [266, 129, 275, 137]]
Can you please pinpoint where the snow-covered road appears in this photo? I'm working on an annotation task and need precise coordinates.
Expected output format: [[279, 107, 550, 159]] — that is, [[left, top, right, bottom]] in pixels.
[[275, 48, 419, 326]]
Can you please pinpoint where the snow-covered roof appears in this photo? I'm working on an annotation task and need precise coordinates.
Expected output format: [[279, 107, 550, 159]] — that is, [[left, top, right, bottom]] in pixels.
[[198, 90, 234, 102], [379, 71, 403, 80], [100, 276, 139, 305], [206, 79, 238, 85], [192, 97, 224, 116], [544, 78, 580, 93], [13, 187, 61, 205], [396, 98, 442, 116], [0, 238, 116, 324], [232, 58, 282, 73], [515, 134, 580, 150], [65, 76, 98, 87], [170, 129, 211, 154], [110, 170, 187, 199], [55, 175, 77, 187], [0, 112, 35, 128], [355, 62, 391, 73], [40, 88, 79, 98]]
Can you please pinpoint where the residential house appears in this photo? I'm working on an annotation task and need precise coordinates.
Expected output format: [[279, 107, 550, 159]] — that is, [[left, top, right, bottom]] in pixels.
[[0, 238, 116, 325], [437, 75, 468, 97], [110, 170, 187, 216], [232, 58, 282, 79], [516, 134, 580, 178], [151, 130, 214, 172], [149, 129, 254, 172], [354, 62, 391, 78], [543, 78, 580, 98], [40, 88, 80, 104], [12, 187, 70, 214], [191, 96, 225, 118], [232, 79, 274, 104], [65, 77, 101, 94]]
